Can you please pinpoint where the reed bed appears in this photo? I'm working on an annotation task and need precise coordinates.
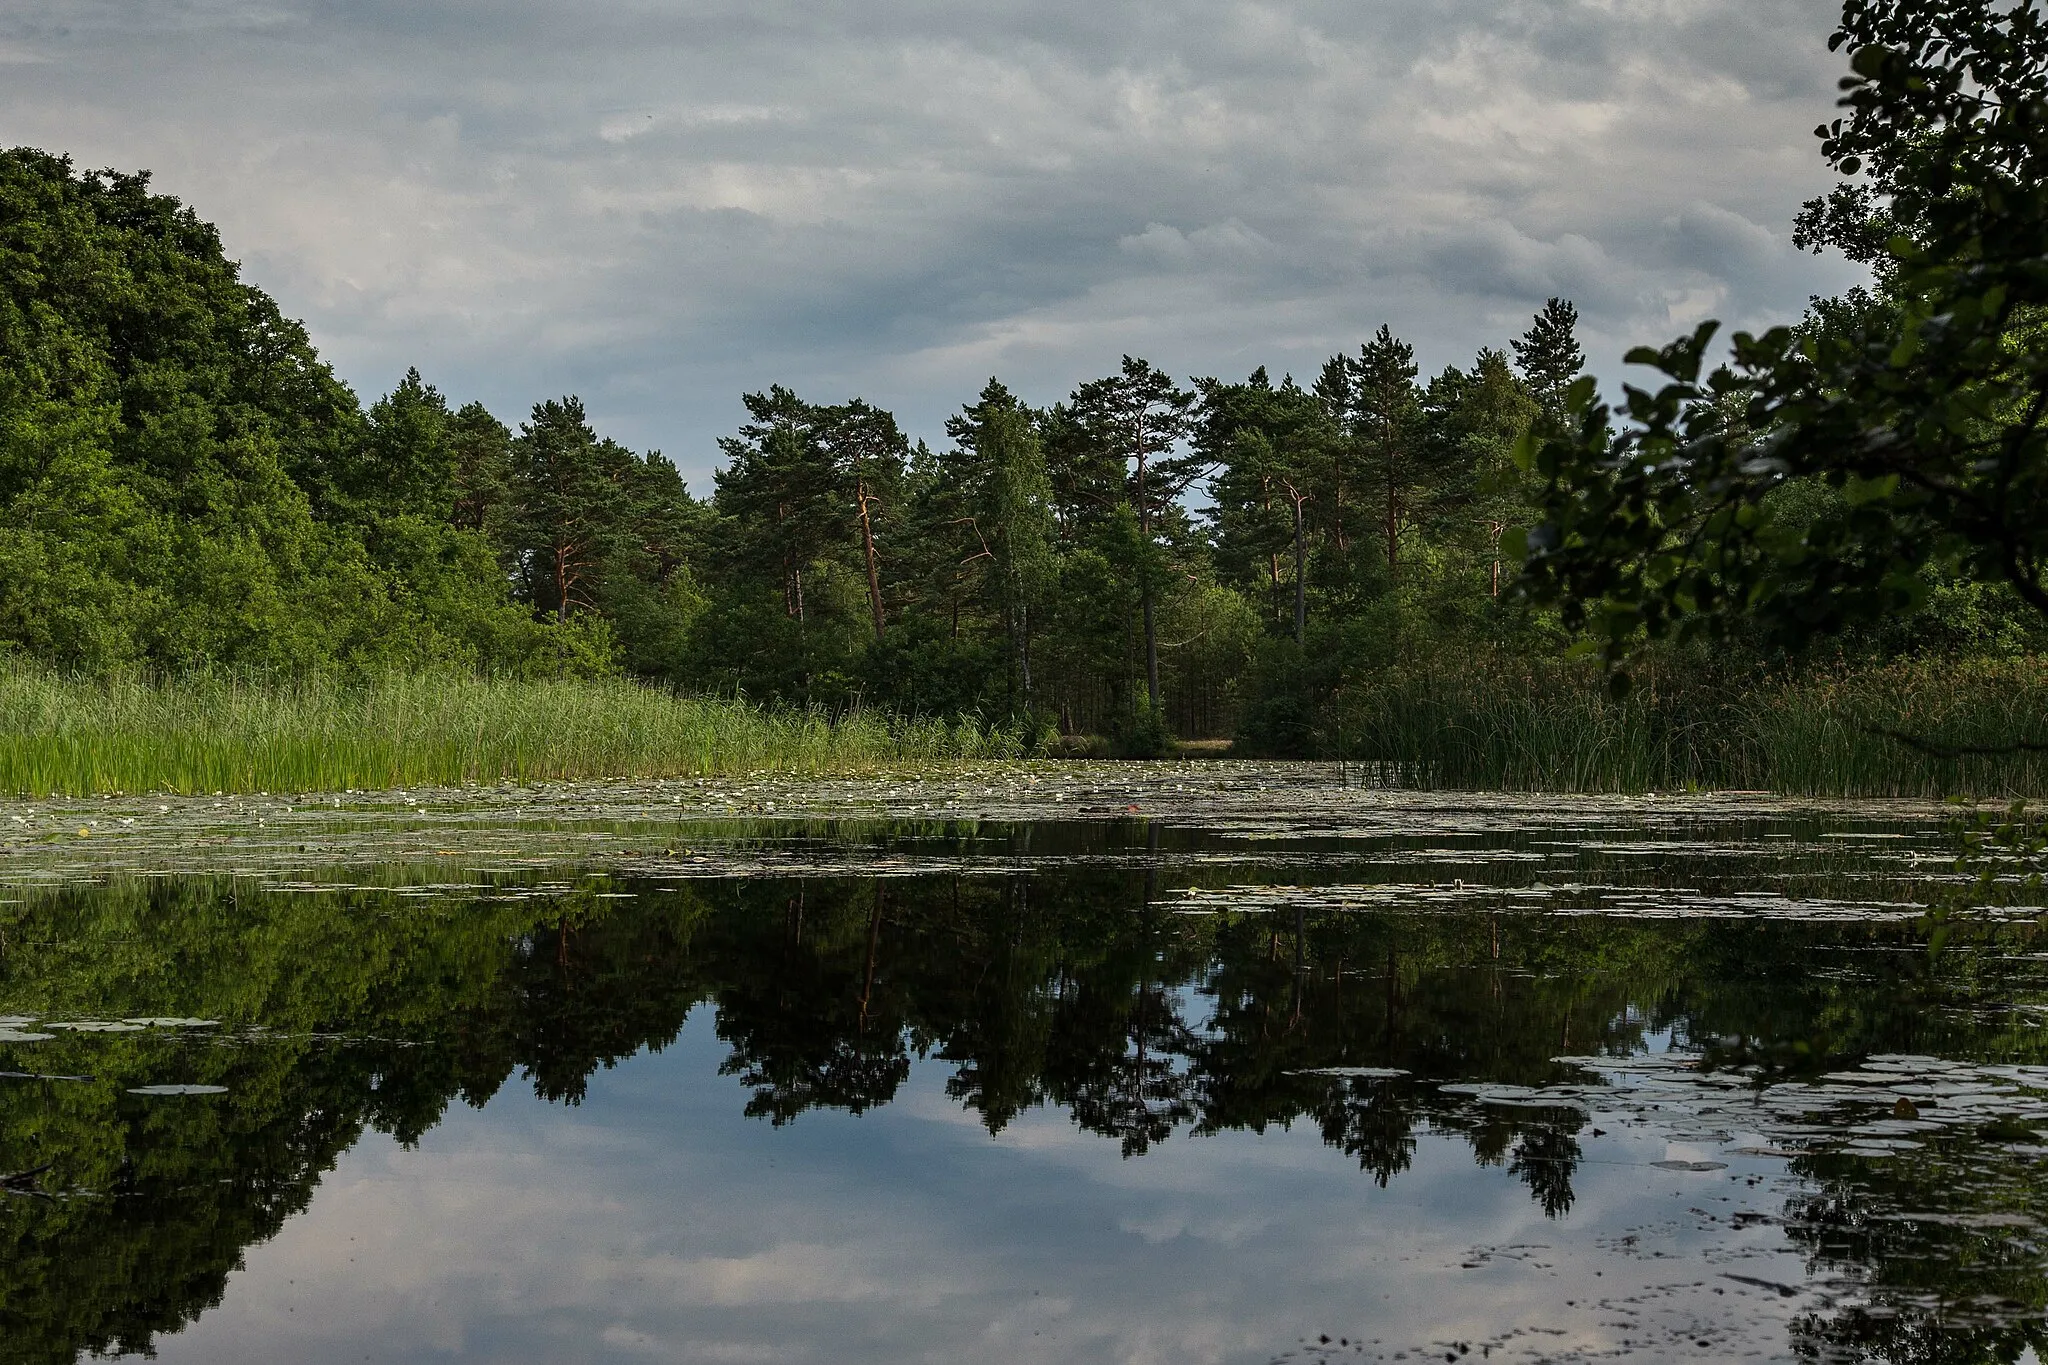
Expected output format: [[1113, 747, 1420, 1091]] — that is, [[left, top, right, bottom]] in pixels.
[[1330, 655, 2048, 798], [0, 669, 1031, 797], [3, 658, 2041, 800], [1748, 658, 2048, 798]]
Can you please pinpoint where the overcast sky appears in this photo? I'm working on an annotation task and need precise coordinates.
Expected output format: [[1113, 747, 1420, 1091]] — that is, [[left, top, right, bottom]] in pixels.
[[3, 0, 1866, 484]]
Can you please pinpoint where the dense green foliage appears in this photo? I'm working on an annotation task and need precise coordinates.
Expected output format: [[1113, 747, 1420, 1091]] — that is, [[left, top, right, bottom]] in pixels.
[[0, 151, 586, 675], [0, 144, 1599, 753], [1520, 0, 2048, 687], [8, 0, 2048, 782]]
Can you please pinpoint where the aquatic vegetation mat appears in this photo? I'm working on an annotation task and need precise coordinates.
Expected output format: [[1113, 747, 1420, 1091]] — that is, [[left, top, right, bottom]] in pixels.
[[0, 760, 1958, 881]]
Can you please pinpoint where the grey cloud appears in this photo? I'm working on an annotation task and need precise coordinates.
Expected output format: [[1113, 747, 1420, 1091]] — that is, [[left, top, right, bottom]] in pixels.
[[1117, 219, 1276, 271], [1670, 201, 1783, 274], [0, 0, 1870, 477], [1419, 221, 1631, 310]]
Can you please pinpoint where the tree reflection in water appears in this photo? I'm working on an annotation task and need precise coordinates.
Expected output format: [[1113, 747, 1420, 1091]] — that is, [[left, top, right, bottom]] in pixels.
[[0, 868, 2044, 1363]]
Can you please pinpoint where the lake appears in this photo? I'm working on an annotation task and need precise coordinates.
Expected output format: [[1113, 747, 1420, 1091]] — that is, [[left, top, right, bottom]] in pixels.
[[1, 765, 2043, 1364]]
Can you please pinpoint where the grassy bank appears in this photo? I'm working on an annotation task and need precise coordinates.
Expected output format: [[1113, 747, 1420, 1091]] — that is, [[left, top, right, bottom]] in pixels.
[[0, 669, 1032, 797], [1327, 656, 2048, 798], [3, 658, 2042, 800]]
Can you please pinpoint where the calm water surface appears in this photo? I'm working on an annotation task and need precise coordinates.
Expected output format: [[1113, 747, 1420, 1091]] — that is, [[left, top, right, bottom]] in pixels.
[[1, 790, 2045, 1364]]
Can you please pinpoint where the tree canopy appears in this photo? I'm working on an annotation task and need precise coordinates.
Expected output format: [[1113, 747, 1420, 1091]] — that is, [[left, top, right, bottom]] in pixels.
[[9, 2, 2045, 760], [1515, 0, 2048, 691]]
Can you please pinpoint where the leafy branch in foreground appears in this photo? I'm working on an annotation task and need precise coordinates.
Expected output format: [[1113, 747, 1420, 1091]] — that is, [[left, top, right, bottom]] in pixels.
[[1514, 0, 2048, 695]]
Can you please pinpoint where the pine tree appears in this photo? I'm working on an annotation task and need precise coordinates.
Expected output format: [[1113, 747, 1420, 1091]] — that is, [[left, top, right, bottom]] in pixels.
[[1353, 326, 1421, 581], [1064, 357, 1198, 719], [813, 399, 909, 640], [1309, 354, 1358, 556], [1196, 369, 1333, 641], [350, 369, 456, 522], [1418, 348, 1539, 597], [1510, 297, 1585, 420], [508, 397, 635, 622], [713, 387, 841, 622], [945, 380, 1055, 713], [446, 402, 513, 539]]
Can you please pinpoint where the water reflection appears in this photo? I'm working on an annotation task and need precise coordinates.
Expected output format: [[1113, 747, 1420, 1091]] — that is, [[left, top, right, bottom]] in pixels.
[[0, 860, 2043, 1363]]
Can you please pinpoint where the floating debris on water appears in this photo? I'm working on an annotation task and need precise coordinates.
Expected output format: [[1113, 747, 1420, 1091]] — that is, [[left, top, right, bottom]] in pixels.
[[1288, 1067, 1410, 1079]]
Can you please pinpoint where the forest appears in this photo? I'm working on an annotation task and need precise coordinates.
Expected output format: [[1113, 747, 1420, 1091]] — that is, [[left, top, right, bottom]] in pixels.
[[2, 126, 2045, 776]]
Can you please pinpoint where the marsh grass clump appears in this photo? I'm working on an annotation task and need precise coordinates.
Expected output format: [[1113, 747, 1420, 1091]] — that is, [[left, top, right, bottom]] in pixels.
[[1324, 664, 1698, 793], [1750, 658, 2048, 799], [1322, 656, 2048, 798], [0, 668, 1033, 797]]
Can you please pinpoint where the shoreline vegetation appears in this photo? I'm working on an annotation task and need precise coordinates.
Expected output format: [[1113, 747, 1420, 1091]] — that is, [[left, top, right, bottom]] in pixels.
[[0, 669, 1033, 797], [4, 138, 2046, 801], [1, 660, 2043, 800], [1333, 655, 2048, 799]]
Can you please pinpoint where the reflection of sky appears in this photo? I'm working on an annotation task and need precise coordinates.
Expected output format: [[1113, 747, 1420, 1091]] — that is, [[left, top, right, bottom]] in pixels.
[[136, 1011, 1816, 1364]]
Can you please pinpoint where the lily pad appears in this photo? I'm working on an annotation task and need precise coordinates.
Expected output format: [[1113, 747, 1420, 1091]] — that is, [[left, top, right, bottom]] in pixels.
[[1287, 1067, 1410, 1079], [1484, 1095, 1591, 1113], [1652, 1159, 1728, 1172], [46, 1021, 145, 1033], [122, 1018, 220, 1028], [126, 1084, 228, 1096], [0, 1030, 55, 1043]]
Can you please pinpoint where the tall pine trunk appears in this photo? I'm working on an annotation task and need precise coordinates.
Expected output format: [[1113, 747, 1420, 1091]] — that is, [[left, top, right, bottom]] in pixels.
[[1384, 416, 1400, 582], [1290, 486, 1307, 646], [1136, 444, 1160, 713], [856, 477, 884, 638]]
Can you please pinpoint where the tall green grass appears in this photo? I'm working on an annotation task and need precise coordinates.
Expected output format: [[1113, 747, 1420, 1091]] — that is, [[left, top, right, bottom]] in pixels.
[[1328, 656, 2048, 798], [1332, 672, 1675, 792], [0, 668, 1032, 797], [4, 658, 2041, 800], [1746, 658, 2048, 797]]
